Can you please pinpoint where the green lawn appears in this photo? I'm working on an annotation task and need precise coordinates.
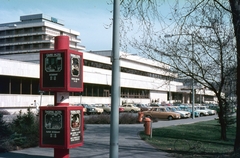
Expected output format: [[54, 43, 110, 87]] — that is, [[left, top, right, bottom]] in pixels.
[[140, 119, 238, 158]]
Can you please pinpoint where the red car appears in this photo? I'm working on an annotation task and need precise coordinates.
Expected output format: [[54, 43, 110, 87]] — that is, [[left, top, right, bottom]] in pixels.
[[119, 106, 124, 113]]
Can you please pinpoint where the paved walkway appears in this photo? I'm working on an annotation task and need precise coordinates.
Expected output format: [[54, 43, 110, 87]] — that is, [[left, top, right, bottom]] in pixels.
[[0, 115, 217, 158]]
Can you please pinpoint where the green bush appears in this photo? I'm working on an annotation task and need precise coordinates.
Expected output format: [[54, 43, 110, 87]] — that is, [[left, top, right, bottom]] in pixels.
[[0, 113, 12, 152], [10, 133, 27, 147], [119, 113, 139, 124], [0, 108, 39, 152], [0, 110, 11, 115], [84, 113, 139, 124], [85, 115, 111, 124], [0, 113, 12, 138]]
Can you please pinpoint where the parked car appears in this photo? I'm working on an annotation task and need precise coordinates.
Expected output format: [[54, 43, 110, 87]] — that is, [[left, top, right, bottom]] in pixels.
[[194, 106, 209, 117], [197, 106, 216, 115], [121, 104, 141, 112], [166, 106, 191, 118], [135, 103, 152, 111], [179, 105, 200, 117], [81, 104, 96, 115], [73, 103, 87, 115], [143, 107, 181, 120], [101, 104, 111, 113], [118, 106, 125, 113], [100, 104, 125, 113], [89, 104, 104, 114]]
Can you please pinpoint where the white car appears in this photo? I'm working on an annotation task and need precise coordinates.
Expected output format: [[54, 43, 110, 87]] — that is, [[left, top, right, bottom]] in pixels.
[[100, 104, 111, 113], [121, 104, 140, 112], [194, 107, 209, 117], [198, 106, 216, 115], [166, 106, 191, 118]]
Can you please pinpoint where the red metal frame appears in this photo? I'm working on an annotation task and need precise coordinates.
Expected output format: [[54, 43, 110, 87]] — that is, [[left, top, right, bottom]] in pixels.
[[40, 49, 83, 92], [39, 106, 84, 149]]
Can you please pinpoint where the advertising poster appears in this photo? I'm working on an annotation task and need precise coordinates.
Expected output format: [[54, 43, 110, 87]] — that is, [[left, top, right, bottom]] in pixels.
[[42, 52, 65, 88], [70, 53, 82, 88], [42, 110, 65, 145], [70, 110, 81, 144]]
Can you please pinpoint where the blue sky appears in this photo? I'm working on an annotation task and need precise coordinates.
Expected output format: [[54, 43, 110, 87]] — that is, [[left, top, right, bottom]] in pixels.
[[0, 0, 113, 51]]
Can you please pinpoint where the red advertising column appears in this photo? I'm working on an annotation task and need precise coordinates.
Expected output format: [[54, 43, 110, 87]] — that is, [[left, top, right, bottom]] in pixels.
[[54, 36, 69, 107], [39, 35, 84, 158], [54, 36, 69, 158], [54, 36, 69, 49]]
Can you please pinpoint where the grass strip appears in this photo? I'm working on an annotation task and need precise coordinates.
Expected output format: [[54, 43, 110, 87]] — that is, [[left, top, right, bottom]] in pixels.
[[140, 119, 238, 158]]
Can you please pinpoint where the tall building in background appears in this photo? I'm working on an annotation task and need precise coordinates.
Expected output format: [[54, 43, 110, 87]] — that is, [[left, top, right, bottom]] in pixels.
[[0, 14, 85, 62]]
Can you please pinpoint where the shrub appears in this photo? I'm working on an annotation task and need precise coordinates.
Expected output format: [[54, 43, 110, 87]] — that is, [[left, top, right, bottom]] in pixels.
[[0, 113, 12, 152], [0, 113, 12, 138], [10, 133, 27, 147], [0, 108, 39, 152], [119, 113, 139, 124], [0, 110, 11, 115], [85, 115, 111, 124], [85, 113, 139, 124]]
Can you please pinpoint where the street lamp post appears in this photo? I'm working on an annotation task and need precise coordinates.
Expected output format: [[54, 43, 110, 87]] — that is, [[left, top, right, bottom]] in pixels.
[[191, 35, 195, 119], [164, 33, 195, 119]]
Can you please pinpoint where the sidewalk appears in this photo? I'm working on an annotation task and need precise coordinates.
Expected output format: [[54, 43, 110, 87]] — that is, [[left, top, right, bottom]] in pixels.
[[0, 115, 216, 158]]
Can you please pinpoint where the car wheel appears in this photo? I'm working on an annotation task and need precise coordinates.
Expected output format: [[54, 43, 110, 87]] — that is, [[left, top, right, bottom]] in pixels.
[[168, 116, 173, 120], [131, 110, 135, 113], [200, 113, 204, 117]]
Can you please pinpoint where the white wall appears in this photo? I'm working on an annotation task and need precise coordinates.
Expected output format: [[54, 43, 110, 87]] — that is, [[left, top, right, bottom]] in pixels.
[[150, 91, 168, 103]]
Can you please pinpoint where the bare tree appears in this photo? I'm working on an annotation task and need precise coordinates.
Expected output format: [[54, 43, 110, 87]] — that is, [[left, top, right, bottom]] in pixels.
[[120, 0, 238, 149], [229, 0, 240, 153]]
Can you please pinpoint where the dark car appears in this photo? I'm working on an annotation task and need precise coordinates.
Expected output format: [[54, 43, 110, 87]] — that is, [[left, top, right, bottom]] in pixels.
[[73, 103, 87, 115], [135, 104, 152, 111], [81, 104, 96, 115]]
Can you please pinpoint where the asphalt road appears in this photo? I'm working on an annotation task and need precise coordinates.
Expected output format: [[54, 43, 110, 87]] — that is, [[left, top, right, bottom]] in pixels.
[[0, 115, 217, 158]]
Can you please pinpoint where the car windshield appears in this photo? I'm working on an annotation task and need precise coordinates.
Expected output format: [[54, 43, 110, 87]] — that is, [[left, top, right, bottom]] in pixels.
[[199, 107, 206, 110], [167, 107, 175, 112], [82, 104, 90, 108], [175, 107, 182, 111], [90, 104, 96, 107], [163, 108, 170, 112]]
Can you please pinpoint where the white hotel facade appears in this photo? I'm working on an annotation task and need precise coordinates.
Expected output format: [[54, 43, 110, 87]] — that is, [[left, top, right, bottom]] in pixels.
[[0, 14, 216, 112]]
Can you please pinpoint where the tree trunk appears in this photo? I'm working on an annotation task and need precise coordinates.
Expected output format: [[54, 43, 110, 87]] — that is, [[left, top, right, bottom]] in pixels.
[[229, 0, 240, 153], [218, 100, 227, 140]]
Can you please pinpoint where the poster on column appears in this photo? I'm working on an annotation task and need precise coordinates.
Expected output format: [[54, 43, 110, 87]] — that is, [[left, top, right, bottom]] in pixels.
[[70, 53, 82, 88], [42, 110, 65, 145], [42, 52, 65, 88], [70, 110, 82, 144]]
